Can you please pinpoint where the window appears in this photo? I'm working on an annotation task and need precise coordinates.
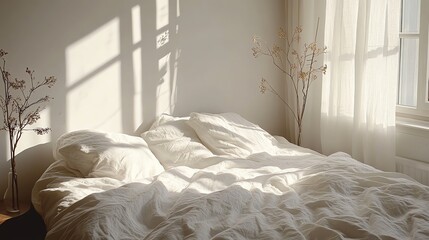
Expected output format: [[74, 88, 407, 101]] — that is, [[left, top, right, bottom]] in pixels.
[[397, 0, 429, 119]]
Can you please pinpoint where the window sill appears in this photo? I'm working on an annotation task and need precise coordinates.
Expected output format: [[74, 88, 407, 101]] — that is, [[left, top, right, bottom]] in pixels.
[[396, 116, 429, 132], [396, 116, 429, 164]]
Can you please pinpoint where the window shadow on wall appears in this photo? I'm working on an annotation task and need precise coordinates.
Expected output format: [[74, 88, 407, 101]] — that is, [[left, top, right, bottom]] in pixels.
[[0, 0, 287, 202], [0, 0, 182, 202]]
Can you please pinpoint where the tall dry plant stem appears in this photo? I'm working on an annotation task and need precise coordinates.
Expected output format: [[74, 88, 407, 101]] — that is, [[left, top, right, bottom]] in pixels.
[[0, 49, 56, 211], [252, 19, 327, 146]]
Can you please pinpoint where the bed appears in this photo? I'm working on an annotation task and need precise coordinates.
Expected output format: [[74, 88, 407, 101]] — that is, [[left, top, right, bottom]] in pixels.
[[31, 112, 429, 239]]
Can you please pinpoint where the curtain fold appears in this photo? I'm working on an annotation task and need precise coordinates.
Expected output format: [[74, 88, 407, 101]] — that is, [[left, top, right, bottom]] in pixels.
[[320, 0, 400, 171]]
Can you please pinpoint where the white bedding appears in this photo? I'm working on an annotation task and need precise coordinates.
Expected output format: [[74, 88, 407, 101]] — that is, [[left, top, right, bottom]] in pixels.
[[33, 140, 429, 239], [33, 137, 429, 240]]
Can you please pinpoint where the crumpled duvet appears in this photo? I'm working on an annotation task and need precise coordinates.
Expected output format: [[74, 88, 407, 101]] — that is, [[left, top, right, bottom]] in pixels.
[[34, 149, 429, 240]]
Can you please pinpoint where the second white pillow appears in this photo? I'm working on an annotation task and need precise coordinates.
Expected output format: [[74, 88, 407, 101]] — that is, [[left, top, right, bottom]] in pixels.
[[187, 112, 277, 158], [141, 114, 214, 169]]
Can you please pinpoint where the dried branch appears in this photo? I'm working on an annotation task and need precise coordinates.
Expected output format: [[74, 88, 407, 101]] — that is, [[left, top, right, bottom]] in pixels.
[[252, 19, 327, 145], [0, 49, 56, 211]]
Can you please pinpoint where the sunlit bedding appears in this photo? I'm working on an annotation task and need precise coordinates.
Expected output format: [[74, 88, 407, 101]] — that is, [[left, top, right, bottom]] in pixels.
[[32, 112, 429, 239]]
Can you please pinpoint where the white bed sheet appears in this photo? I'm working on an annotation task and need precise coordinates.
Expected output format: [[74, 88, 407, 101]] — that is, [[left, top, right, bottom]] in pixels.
[[32, 137, 429, 239]]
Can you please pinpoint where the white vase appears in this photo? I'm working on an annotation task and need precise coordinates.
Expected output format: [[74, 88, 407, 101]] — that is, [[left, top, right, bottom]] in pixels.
[[3, 170, 20, 213]]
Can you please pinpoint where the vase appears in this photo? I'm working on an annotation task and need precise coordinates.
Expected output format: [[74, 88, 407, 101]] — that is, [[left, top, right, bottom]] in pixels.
[[3, 170, 19, 213]]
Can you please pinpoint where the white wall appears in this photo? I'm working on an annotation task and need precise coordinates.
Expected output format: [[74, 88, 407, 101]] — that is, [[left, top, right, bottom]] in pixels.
[[0, 0, 286, 202]]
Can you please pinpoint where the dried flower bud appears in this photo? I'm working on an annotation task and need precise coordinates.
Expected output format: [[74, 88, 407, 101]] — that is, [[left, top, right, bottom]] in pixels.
[[298, 71, 308, 80], [322, 64, 327, 74], [9, 78, 26, 89], [42, 95, 51, 102], [278, 28, 286, 39], [26, 112, 41, 125], [44, 76, 56, 88], [260, 78, 267, 94], [309, 42, 317, 52], [272, 45, 282, 55], [252, 47, 261, 58], [33, 127, 51, 135], [0, 49, 7, 58]]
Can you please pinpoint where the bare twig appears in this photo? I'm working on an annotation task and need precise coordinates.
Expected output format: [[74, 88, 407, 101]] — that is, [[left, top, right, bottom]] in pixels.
[[252, 19, 327, 145], [0, 49, 56, 211]]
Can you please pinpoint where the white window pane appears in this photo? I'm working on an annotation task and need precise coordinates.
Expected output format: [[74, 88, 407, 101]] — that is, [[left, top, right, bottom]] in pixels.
[[401, 0, 420, 32], [398, 38, 419, 107]]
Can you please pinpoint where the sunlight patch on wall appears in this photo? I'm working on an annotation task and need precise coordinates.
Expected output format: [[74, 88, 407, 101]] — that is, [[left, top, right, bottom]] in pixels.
[[66, 61, 122, 132], [157, 53, 172, 115], [171, 49, 181, 108], [65, 18, 120, 87], [132, 5, 142, 44], [157, 30, 169, 49], [65, 17, 122, 132], [176, 0, 181, 17], [17, 108, 51, 154], [133, 48, 143, 130], [156, 0, 169, 30]]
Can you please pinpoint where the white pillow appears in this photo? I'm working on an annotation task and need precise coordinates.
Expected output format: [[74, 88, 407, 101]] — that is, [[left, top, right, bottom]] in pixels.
[[187, 112, 277, 158], [55, 130, 164, 181], [141, 114, 214, 169]]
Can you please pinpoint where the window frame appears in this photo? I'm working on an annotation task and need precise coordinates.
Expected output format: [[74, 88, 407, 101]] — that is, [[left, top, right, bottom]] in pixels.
[[397, 0, 429, 120]]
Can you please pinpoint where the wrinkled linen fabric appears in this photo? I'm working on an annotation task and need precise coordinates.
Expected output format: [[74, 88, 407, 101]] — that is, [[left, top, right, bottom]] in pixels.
[[33, 138, 429, 240], [141, 114, 215, 169]]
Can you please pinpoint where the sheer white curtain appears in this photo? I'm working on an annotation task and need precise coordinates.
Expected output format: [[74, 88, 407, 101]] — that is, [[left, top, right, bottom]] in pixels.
[[321, 0, 400, 171]]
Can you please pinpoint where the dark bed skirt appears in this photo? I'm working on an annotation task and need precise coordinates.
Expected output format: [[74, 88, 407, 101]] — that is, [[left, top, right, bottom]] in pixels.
[[0, 204, 46, 240]]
